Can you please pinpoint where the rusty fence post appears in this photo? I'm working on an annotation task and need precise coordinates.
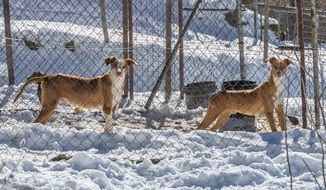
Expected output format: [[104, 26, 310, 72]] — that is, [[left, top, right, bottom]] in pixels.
[[122, 0, 129, 98], [165, 0, 173, 102], [128, 0, 134, 99]]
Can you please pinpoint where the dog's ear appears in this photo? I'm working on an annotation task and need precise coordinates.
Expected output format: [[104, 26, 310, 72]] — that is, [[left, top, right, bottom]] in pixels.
[[265, 56, 278, 65], [125, 58, 139, 66], [283, 58, 293, 66], [105, 56, 117, 65]]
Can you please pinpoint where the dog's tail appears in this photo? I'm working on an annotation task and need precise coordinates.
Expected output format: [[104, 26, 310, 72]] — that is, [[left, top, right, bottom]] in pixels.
[[13, 76, 46, 103]]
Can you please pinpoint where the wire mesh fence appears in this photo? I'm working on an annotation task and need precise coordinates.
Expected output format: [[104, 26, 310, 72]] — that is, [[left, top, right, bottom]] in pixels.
[[0, 0, 325, 172]]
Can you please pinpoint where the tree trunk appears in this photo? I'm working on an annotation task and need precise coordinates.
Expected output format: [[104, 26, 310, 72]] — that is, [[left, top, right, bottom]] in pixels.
[[99, 0, 109, 43]]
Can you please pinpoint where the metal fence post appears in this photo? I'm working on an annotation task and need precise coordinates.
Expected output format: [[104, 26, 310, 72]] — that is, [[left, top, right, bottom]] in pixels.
[[296, 0, 308, 129], [122, 0, 129, 98], [263, 0, 269, 60], [3, 0, 15, 85], [310, 0, 320, 129], [178, 0, 184, 100], [237, 0, 245, 80], [128, 0, 134, 99], [165, 0, 173, 102]]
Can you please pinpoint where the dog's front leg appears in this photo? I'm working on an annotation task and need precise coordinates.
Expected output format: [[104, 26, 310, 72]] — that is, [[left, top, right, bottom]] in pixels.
[[275, 104, 287, 131], [102, 103, 113, 133], [104, 113, 114, 133], [264, 111, 277, 132], [101, 79, 114, 133]]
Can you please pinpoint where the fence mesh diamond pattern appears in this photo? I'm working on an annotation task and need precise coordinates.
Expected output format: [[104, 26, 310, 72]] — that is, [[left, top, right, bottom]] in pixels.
[[0, 0, 325, 185]]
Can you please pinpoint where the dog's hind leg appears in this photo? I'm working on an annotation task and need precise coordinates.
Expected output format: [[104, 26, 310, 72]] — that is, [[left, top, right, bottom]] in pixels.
[[210, 111, 231, 132], [198, 103, 222, 130], [275, 104, 287, 131], [104, 113, 114, 133], [34, 100, 58, 124], [264, 111, 277, 132]]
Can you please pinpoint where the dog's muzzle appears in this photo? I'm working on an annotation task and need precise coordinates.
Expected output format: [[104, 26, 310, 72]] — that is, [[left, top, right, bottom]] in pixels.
[[117, 68, 122, 75], [275, 71, 283, 78]]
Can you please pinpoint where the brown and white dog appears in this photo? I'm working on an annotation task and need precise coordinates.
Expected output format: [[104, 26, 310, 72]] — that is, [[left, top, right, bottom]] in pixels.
[[198, 56, 292, 132], [13, 56, 138, 133]]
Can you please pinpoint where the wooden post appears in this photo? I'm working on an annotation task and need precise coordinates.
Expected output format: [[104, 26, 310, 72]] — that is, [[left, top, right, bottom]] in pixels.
[[288, 0, 296, 41], [237, 0, 245, 80], [296, 0, 308, 129], [311, 0, 320, 129], [122, 0, 129, 98], [259, 4, 263, 42], [99, 0, 109, 43], [165, 0, 172, 102], [3, 0, 15, 85], [178, 0, 184, 99], [277, 14, 281, 40], [263, 0, 269, 60], [128, 0, 134, 99], [145, 0, 202, 110], [253, 0, 258, 43]]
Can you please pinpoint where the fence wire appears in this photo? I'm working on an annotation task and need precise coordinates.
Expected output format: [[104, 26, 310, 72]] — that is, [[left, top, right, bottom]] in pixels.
[[0, 0, 325, 167]]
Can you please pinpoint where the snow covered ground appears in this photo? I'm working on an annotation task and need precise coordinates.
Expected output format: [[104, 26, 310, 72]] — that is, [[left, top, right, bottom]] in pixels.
[[0, 0, 325, 189], [0, 125, 325, 189]]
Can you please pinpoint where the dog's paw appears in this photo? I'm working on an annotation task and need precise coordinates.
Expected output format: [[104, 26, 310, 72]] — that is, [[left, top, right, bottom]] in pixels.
[[104, 126, 114, 134], [102, 106, 112, 115], [73, 108, 84, 114]]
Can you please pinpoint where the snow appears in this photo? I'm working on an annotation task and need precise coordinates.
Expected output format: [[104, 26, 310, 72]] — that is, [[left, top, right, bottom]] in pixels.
[[0, 125, 325, 189], [0, 0, 325, 189]]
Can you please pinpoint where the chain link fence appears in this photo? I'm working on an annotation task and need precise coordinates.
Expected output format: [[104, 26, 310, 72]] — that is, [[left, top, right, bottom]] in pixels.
[[0, 0, 325, 170]]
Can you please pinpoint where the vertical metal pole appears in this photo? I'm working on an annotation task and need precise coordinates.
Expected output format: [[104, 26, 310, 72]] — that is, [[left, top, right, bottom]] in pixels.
[[99, 0, 109, 43], [165, 0, 172, 102], [237, 0, 245, 80], [311, 0, 320, 129], [263, 0, 269, 60], [128, 0, 134, 99], [122, 0, 129, 98], [296, 0, 308, 128], [178, 0, 184, 99], [3, 0, 15, 85]]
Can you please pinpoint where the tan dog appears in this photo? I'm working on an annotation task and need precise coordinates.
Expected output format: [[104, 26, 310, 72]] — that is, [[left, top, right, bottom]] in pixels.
[[198, 56, 292, 132], [14, 56, 138, 133]]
